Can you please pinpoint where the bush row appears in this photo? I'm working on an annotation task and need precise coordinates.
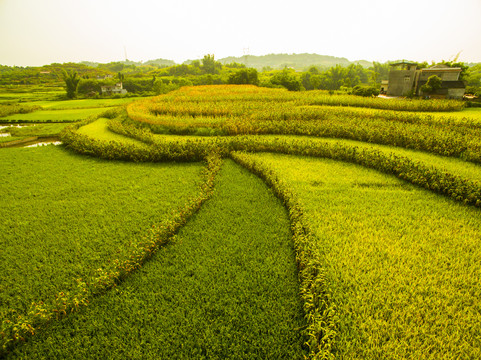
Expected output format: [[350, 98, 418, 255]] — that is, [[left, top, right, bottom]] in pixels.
[[305, 92, 464, 112], [63, 118, 481, 209], [125, 86, 480, 163]]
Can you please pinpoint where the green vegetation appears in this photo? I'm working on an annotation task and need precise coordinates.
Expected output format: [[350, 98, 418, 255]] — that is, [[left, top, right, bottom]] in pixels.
[[420, 75, 443, 95], [2, 54, 478, 97], [234, 152, 481, 359], [0, 96, 143, 147], [77, 118, 146, 146], [0, 103, 41, 117], [0, 146, 207, 351], [126, 86, 471, 162], [0, 123, 70, 147], [3, 84, 481, 359], [7, 161, 307, 359], [0, 135, 23, 144], [27, 98, 136, 109], [0, 108, 107, 122], [0, 123, 68, 138], [62, 70, 81, 99]]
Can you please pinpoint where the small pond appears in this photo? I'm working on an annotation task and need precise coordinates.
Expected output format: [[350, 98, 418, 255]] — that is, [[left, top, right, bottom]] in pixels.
[[25, 141, 62, 148]]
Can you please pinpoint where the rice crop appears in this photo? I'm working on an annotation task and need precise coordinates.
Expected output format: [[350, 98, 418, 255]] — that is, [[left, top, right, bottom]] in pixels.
[[125, 86, 480, 163], [4, 84, 480, 359], [233, 152, 481, 359], [27, 98, 138, 110], [0, 103, 41, 118], [0, 146, 206, 351], [0, 108, 108, 122], [6, 160, 307, 359]]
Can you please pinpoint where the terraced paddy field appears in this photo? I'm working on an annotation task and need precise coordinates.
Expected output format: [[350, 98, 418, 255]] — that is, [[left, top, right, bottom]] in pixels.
[[0, 97, 142, 146], [0, 146, 205, 317], [26, 98, 138, 110], [2, 85, 481, 359]]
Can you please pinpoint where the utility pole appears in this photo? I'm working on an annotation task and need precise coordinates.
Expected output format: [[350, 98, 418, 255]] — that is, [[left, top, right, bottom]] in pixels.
[[243, 47, 250, 67]]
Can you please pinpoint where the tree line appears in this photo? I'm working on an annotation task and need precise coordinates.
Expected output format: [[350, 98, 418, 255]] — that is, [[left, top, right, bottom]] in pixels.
[[2, 55, 480, 99]]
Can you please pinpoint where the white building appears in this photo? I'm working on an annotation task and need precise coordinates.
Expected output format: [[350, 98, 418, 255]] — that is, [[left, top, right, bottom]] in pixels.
[[101, 83, 127, 95]]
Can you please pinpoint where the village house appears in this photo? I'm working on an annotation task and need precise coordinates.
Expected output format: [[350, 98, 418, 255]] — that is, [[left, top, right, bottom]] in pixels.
[[100, 82, 127, 95], [386, 61, 465, 99], [96, 74, 113, 80]]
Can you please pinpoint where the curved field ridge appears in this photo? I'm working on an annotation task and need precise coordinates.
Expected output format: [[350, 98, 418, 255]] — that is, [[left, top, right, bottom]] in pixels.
[[235, 152, 481, 359], [6, 161, 307, 359], [125, 85, 479, 163], [68, 120, 481, 209]]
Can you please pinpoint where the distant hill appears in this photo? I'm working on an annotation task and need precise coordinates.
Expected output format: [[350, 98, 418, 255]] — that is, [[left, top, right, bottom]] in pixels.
[[143, 58, 176, 67], [80, 58, 175, 68], [217, 53, 373, 70]]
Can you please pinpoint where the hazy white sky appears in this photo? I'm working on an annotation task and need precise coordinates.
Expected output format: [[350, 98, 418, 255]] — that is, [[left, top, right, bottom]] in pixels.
[[1, 0, 480, 66]]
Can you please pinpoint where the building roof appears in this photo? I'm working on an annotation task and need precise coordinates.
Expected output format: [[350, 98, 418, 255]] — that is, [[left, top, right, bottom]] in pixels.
[[421, 66, 462, 72], [389, 61, 416, 66]]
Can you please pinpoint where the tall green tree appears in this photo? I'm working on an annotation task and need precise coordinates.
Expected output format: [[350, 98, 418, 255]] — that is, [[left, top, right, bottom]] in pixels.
[[228, 68, 259, 85], [421, 75, 442, 95], [270, 69, 302, 91], [118, 72, 125, 83], [202, 54, 221, 74], [62, 70, 81, 99]]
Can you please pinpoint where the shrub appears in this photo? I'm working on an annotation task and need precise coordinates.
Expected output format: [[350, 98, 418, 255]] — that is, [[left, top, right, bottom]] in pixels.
[[351, 84, 380, 97], [228, 68, 259, 86]]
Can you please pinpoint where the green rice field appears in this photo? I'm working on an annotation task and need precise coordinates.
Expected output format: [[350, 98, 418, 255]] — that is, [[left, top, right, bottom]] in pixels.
[[0, 146, 205, 318], [0, 108, 108, 122], [6, 160, 307, 359]]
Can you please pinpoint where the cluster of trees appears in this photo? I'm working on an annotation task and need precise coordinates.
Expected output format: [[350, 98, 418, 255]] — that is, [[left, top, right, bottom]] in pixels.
[[256, 63, 389, 95], [465, 63, 481, 96]]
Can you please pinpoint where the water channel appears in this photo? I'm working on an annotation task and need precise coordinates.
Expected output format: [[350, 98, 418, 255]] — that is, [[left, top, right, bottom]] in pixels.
[[0, 124, 62, 147]]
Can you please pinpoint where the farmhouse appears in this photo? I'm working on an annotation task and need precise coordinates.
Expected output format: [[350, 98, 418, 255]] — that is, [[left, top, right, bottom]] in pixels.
[[97, 75, 113, 80], [386, 61, 465, 99], [101, 82, 127, 95]]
